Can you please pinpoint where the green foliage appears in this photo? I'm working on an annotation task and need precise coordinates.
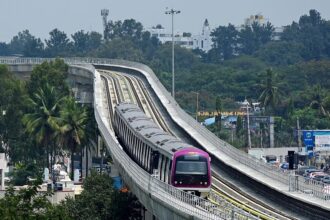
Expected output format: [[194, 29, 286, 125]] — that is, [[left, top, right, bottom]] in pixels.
[[98, 38, 144, 62], [0, 65, 28, 159], [236, 116, 244, 138], [210, 23, 238, 61], [57, 96, 89, 177], [282, 9, 330, 60], [0, 177, 55, 219], [27, 59, 69, 96], [61, 171, 141, 220], [9, 30, 44, 57], [238, 22, 274, 55], [9, 163, 42, 186], [258, 69, 281, 113], [45, 29, 72, 57], [255, 41, 304, 66], [72, 30, 102, 55]]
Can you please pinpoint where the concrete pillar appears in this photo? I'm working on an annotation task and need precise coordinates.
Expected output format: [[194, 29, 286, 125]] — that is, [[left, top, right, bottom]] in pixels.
[[269, 116, 274, 148]]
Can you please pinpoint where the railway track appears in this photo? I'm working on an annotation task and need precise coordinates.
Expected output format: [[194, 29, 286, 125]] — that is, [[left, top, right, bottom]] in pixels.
[[210, 171, 295, 220], [98, 68, 297, 219]]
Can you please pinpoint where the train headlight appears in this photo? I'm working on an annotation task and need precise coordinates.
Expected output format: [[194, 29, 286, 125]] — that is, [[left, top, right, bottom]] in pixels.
[[174, 181, 177, 184], [200, 182, 202, 184], [179, 181, 182, 184], [204, 182, 208, 185]]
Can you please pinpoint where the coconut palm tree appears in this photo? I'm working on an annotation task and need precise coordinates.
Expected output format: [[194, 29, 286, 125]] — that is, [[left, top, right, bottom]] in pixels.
[[82, 107, 98, 177], [22, 84, 63, 169], [258, 69, 281, 114], [309, 85, 329, 117], [58, 96, 88, 179]]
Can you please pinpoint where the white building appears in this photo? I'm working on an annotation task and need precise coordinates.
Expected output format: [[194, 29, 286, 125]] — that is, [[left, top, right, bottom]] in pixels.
[[147, 19, 213, 52], [192, 19, 212, 52], [147, 15, 284, 52], [0, 153, 8, 190]]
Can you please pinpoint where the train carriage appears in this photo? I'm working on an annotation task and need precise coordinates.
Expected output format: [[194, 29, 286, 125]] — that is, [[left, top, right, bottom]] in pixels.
[[113, 102, 211, 197]]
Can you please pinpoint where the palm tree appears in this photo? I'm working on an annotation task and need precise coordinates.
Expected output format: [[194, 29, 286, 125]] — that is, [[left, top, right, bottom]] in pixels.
[[309, 85, 329, 117], [258, 69, 281, 114], [58, 96, 88, 179], [22, 84, 63, 170], [83, 107, 98, 177]]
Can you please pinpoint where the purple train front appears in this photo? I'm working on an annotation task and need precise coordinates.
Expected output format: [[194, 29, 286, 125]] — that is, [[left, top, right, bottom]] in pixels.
[[113, 103, 211, 198], [171, 147, 211, 197]]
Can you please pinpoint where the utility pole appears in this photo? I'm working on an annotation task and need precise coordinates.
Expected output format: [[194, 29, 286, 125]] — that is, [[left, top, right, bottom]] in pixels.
[[101, 9, 109, 40], [165, 8, 181, 99], [297, 117, 302, 152], [243, 99, 252, 150]]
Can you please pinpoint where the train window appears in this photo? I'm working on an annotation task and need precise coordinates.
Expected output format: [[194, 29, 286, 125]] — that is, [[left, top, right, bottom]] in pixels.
[[143, 144, 148, 169], [175, 156, 207, 175], [140, 144, 144, 167], [159, 155, 163, 180], [152, 151, 159, 170], [134, 139, 141, 161], [133, 137, 138, 158], [129, 130, 133, 149], [175, 161, 207, 175], [161, 156, 166, 181], [137, 141, 143, 162], [164, 158, 168, 183], [147, 148, 151, 171]]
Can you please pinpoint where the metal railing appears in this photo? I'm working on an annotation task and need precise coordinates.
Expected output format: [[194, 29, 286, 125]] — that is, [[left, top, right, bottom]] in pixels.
[[93, 64, 258, 219], [2, 57, 330, 204]]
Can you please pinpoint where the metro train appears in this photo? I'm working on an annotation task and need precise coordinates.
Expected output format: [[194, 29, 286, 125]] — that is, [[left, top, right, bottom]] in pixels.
[[113, 102, 211, 198]]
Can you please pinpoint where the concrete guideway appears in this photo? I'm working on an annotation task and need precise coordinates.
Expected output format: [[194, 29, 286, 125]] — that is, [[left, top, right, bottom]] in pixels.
[[2, 57, 330, 219], [93, 61, 330, 217]]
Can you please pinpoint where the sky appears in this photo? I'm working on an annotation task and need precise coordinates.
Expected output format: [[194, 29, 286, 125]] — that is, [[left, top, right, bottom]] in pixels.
[[1, 0, 330, 43]]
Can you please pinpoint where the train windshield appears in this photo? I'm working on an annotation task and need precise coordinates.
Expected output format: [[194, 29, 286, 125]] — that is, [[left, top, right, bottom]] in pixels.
[[175, 155, 207, 175]]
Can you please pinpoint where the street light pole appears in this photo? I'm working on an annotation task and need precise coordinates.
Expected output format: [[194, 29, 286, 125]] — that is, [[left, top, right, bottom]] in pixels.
[[165, 8, 180, 99], [243, 99, 252, 150]]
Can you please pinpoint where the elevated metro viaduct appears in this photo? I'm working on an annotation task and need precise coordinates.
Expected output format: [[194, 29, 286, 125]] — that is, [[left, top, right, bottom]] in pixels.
[[3, 58, 330, 219]]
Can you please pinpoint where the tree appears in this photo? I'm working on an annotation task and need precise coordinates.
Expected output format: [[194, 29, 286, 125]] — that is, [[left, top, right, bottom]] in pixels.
[[8, 163, 42, 186], [258, 69, 281, 113], [0, 177, 53, 219], [62, 171, 141, 219], [58, 96, 88, 178], [97, 38, 144, 62], [22, 84, 63, 169], [281, 9, 328, 60], [0, 42, 10, 56], [8, 30, 44, 57], [215, 96, 223, 130], [238, 21, 274, 55], [107, 19, 144, 42], [308, 85, 329, 117], [27, 59, 69, 96], [235, 115, 244, 141], [71, 30, 102, 55], [210, 24, 238, 61], [255, 41, 304, 66], [138, 31, 160, 60], [88, 31, 103, 51], [71, 30, 90, 54], [45, 28, 72, 57]]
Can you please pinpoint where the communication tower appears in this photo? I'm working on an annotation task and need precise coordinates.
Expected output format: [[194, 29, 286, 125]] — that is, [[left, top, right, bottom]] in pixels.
[[101, 9, 109, 40]]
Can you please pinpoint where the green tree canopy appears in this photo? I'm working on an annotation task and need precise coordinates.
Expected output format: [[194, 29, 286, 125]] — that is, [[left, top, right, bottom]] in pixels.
[[45, 28, 72, 57], [27, 59, 69, 96], [210, 23, 238, 61]]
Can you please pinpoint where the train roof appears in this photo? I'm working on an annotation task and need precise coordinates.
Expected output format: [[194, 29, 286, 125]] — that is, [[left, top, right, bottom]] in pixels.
[[115, 102, 192, 158]]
